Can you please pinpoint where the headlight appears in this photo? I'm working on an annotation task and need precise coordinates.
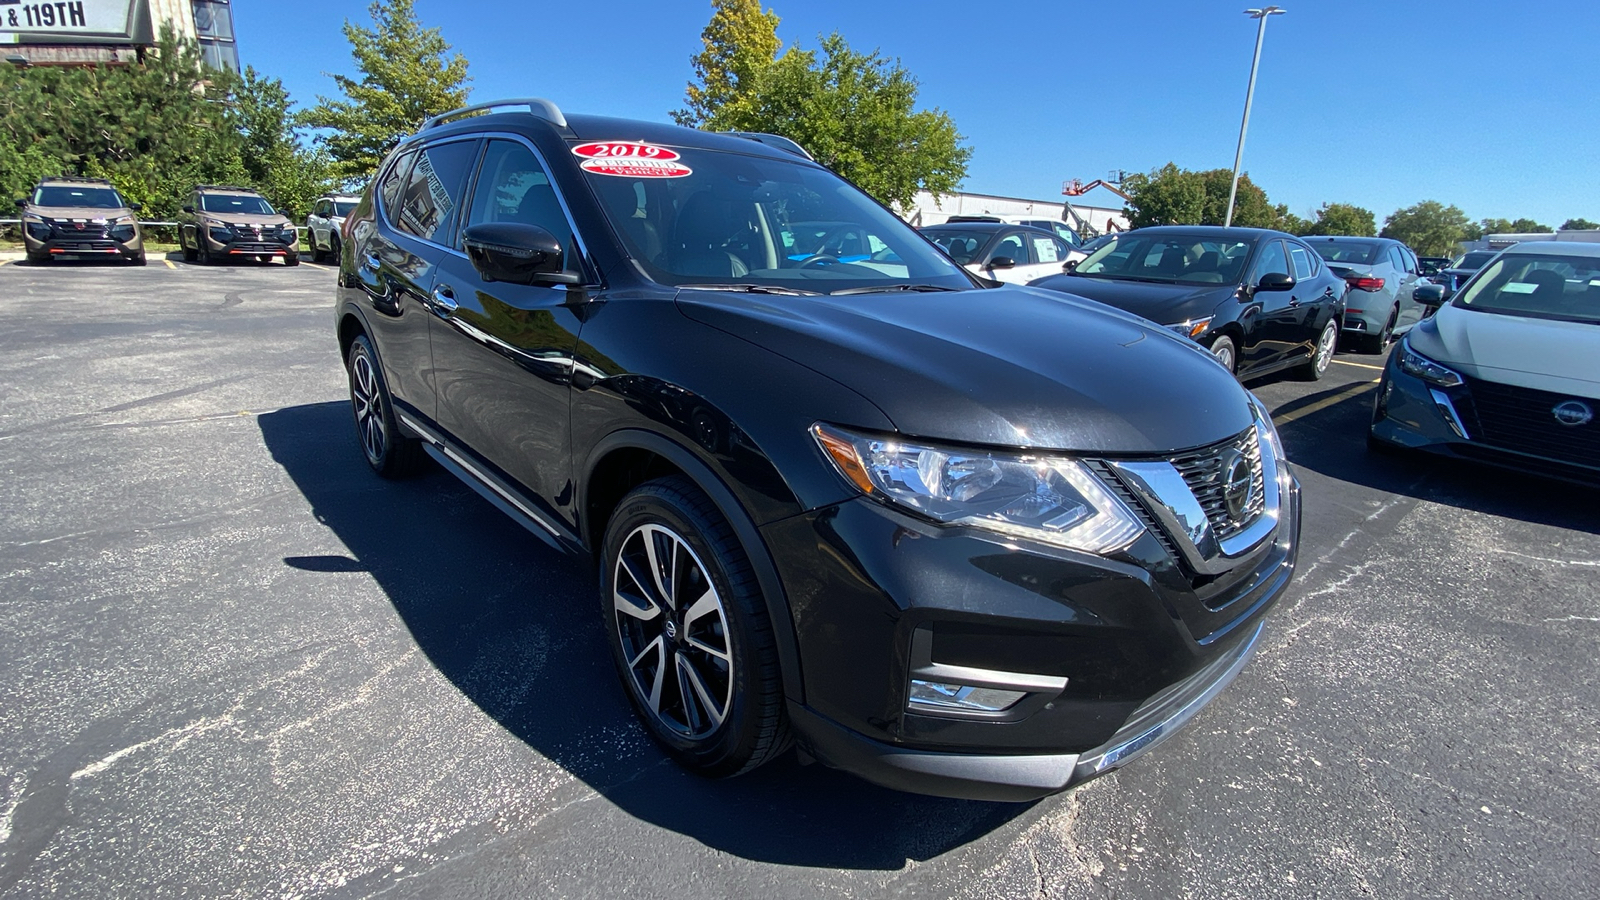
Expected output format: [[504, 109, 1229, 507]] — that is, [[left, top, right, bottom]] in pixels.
[[23, 214, 51, 241], [1397, 339, 1463, 387], [1165, 316, 1214, 340], [111, 215, 136, 226], [812, 424, 1144, 554], [208, 225, 233, 243]]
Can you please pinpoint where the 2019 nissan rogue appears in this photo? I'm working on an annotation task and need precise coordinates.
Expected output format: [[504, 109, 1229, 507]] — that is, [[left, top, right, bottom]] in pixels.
[[333, 99, 1302, 801]]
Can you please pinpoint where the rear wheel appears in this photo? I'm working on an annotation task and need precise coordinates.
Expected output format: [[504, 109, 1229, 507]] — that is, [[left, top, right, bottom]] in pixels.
[[1362, 305, 1398, 353], [1209, 334, 1238, 374], [311, 233, 327, 263], [182, 230, 198, 262], [130, 252, 146, 266], [329, 234, 343, 267], [601, 477, 788, 778], [346, 334, 425, 478], [1295, 320, 1339, 381]]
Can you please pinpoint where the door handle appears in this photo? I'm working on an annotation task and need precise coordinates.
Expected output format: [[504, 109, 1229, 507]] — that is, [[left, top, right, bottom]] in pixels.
[[361, 253, 381, 273], [431, 285, 458, 313], [1288, 297, 1302, 307]]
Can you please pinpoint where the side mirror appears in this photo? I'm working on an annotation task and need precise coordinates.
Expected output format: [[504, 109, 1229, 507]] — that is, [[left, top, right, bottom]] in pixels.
[[181, 205, 194, 214], [462, 222, 581, 285], [1414, 283, 1446, 307], [988, 256, 1016, 270], [1256, 271, 1295, 292], [13, 198, 26, 209], [128, 202, 142, 212], [1063, 258, 1080, 272]]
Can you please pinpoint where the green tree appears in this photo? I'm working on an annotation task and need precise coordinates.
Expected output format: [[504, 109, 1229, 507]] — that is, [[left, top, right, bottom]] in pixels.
[[1302, 202, 1377, 236], [1480, 217, 1552, 235], [218, 67, 336, 220], [673, 2, 969, 209], [672, 0, 781, 128], [1560, 217, 1599, 231], [300, 0, 471, 183], [1121, 164, 1287, 230], [1381, 201, 1475, 257]]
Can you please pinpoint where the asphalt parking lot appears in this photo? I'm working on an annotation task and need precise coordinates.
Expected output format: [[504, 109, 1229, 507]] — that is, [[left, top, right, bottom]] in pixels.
[[1, 257, 1596, 899]]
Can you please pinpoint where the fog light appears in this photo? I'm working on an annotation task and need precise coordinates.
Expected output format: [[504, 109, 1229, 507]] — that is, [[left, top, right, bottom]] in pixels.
[[908, 680, 1026, 713]]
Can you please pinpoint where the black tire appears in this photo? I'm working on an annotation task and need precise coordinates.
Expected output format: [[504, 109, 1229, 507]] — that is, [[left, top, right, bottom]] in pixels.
[[284, 253, 300, 267], [601, 476, 789, 779], [198, 240, 214, 266], [26, 251, 49, 265], [1209, 334, 1238, 374], [182, 236, 198, 262], [1361, 305, 1398, 354], [130, 252, 147, 266], [1295, 320, 1339, 381], [345, 334, 426, 478], [311, 235, 327, 263], [329, 234, 342, 267]]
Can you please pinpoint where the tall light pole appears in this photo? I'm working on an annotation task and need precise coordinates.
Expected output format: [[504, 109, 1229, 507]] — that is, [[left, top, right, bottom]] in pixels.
[[1224, 6, 1285, 228]]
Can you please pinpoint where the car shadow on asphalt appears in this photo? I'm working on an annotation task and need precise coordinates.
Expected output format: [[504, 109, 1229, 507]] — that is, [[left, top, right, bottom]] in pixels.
[[1267, 383, 1600, 535], [258, 402, 1026, 869]]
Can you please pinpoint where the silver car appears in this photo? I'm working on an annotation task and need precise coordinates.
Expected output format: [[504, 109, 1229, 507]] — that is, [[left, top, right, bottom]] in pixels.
[[1307, 236, 1431, 353], [304, 194, 360, 264]]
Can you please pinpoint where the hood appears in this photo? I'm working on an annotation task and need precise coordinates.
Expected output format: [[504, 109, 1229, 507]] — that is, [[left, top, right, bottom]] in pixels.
[[198, 211, 292, 228], [1028, 274, 1234, 326], [27, 205, 134, 220], [1410, 304, 1600, 398], [675, 285, 1253, 454]]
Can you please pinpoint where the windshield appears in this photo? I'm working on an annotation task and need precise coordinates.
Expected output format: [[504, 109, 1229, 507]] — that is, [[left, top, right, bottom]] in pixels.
[[1074, 232, 1254, 285], [1452, 253, 1600, 324], [579, 144, 971, 292], [334, 200, 358, 216], [1312, 241, 1381, 264], [1453, 251, 1496, 270], [32, 186, 124, 209], [201, 194, 276, 215]]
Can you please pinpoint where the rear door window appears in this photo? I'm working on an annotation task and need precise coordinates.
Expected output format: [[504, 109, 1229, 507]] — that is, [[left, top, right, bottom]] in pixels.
[[1288, 243, 1316, 279], [378, 149, 417, 227]]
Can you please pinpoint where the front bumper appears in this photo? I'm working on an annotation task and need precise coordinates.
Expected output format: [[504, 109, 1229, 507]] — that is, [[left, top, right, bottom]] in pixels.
[[762, 461, 1300, 801], [23, 221, 143, 259], [1371, 351, 1600, 485], [201, 227, 299, 259]]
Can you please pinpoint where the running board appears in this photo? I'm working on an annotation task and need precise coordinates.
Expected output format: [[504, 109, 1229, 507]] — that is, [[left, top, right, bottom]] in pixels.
[[397, 413, 574, 553]]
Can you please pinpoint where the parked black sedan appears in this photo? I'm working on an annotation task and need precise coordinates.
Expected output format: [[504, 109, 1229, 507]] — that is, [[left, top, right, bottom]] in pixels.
[[1030, 226, 1347, 381]]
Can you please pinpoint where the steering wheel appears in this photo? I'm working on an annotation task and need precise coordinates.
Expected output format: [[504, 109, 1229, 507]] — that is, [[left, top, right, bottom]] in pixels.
[[797, 254, 841, 269]]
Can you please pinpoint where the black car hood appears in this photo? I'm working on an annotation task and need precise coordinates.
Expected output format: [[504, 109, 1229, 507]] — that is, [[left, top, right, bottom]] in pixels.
[[675, 285, 1252, 454], [1029, 274, 1234, 326]]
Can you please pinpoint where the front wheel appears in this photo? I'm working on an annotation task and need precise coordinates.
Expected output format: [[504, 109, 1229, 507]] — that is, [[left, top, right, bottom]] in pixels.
[[601, 477, 788, 778], [1295, 320, 1339, 381], [129, 252, 147, 266], [284, 254, 299, 267], [1209, 334, 1238, 374]]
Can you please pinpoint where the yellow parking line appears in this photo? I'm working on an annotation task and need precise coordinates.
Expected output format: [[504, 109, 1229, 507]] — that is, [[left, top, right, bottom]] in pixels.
[[1332, 358, 1384, 371], [1273, 379, 1381, 426], [163, 259, 176, 269]]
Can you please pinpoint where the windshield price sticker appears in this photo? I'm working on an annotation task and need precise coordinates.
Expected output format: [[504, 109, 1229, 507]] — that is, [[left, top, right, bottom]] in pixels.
[[572, 141, 692, 178]]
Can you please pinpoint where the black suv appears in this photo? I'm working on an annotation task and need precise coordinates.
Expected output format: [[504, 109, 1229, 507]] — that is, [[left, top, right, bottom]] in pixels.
[[335, 99, 1301, 801]]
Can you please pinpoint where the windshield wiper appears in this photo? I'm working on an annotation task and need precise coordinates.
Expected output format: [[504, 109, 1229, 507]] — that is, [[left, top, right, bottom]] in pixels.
[[677, 283, 823, 296], [829, 283, 961, 296]]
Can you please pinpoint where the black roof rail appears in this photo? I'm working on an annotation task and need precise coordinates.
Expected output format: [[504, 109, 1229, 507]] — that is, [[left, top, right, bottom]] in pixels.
[[195, 184, 260, 193], [422, 98, 567, 131], [39, 175, 113, 185], [720, 131, 815, 161]]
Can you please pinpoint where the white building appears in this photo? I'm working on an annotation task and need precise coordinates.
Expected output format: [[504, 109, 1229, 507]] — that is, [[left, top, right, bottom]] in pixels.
[[902, 187, 1129, 236]]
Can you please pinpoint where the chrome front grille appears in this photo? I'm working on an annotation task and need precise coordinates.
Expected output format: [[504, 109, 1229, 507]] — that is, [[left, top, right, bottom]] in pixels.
[[1169, 428, 1266, 540]]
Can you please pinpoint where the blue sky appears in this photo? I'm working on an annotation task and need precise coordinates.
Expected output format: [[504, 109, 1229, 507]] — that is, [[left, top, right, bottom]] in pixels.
[[235, 0, 1597, 227]]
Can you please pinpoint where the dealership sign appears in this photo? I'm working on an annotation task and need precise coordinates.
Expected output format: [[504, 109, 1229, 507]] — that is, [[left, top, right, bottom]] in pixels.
[[0, 0, 137, 39]]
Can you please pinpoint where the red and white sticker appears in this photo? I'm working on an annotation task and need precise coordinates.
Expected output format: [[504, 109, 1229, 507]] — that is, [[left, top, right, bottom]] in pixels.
[[572, 141, 692, 178]]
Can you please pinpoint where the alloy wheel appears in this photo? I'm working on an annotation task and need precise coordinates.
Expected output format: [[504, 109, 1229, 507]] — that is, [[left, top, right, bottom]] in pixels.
[[1314, 322, 1337, 374], [612, 523, 733, 739], [350, 348, 387, 464]]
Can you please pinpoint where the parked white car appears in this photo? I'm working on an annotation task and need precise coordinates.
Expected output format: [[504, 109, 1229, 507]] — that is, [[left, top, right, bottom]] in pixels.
[[1370, 241, 1600, 484], [304, 194, 360, 264], [918, 222, 1077, 285]]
